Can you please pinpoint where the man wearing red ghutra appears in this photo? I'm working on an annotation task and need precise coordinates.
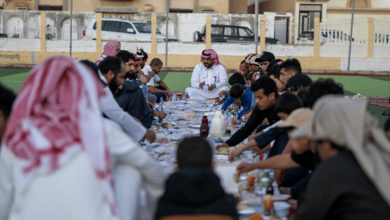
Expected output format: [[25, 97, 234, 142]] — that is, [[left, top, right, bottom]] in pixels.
[[185, 49, 229, 100]]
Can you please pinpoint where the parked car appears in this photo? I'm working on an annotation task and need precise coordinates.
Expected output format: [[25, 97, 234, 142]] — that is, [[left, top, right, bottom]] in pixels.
[[83, 18, 178, 42], [193, 24, 280, 44]]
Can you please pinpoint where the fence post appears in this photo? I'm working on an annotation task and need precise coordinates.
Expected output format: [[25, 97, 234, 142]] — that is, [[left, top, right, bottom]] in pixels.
[[367, 18, 374, 58], [96, 13, 102, 55], [206, 15, 212, 49], [151, 14, 157, 55], [40, 11, 46, 53], [260, 16, 266, 53], [314, 16, 320, 57]]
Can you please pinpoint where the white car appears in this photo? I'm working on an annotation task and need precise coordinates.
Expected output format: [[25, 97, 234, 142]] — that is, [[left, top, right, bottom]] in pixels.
[[83, 18, 178, 42]]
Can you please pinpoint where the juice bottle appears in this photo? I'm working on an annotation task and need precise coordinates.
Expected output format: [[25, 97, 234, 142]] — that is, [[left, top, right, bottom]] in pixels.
[[200, 115, 209, 138]]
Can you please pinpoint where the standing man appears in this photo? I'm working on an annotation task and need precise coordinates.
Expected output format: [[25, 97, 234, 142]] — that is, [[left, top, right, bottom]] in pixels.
[[185, 49, 229, 100], [142, 58, 173, 102]]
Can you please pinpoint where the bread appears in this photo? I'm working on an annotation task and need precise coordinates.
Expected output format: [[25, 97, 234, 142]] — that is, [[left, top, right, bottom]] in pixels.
[[233, 171, 240, 183]]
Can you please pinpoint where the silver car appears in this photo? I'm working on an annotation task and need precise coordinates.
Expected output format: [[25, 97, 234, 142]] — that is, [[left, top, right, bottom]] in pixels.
[[83, 18, 178, 42]]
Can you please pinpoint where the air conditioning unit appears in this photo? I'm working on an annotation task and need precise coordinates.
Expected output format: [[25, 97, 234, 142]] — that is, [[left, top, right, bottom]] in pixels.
[[17, 6, 29, 11]]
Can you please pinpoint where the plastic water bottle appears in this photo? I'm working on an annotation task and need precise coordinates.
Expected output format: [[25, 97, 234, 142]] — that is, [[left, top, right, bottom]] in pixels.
[[182, 91, 187, 101], [159, 98, 164, 112], [172, 93, 177, 103]]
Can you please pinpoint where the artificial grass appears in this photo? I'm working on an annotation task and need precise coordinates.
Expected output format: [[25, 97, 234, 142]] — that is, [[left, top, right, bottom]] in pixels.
[[1, 70, 389, 127]]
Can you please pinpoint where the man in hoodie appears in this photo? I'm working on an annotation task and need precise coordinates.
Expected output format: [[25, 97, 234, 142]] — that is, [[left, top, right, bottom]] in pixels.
[[155, 137, 239, 220], [98, 56, 165, 129]]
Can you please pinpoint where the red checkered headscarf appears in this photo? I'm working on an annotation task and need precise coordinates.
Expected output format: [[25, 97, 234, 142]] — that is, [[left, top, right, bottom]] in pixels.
[[4, 56, 117, 215], [132, 52, 143, 65], [200, 49, 227, 73], [95, 41, 121, 64]]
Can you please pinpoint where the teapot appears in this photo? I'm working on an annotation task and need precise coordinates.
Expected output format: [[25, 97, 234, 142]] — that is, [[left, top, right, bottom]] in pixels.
[[210, 111, 226, 137]]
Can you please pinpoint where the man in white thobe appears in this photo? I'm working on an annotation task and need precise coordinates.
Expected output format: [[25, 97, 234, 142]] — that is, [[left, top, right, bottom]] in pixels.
[[185, 49, 229, 100]]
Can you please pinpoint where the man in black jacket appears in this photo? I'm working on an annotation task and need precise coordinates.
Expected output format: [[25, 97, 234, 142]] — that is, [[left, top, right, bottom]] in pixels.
[[155, 137, 239, 220], [216, 76, 280, 149]]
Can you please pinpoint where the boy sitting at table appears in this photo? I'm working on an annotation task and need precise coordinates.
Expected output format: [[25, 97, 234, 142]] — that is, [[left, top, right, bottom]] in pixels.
[[154, 137, 238, 220], [221, 83, 253, 120]]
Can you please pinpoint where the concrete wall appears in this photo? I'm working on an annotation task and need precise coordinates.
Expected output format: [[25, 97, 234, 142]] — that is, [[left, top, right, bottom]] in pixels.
[[3, 0, 243, 14]]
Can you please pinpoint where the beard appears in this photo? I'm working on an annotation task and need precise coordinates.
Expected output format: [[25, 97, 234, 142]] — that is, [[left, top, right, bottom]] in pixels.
[[108, 77, 119, 95], [203, 62, 213, 69]]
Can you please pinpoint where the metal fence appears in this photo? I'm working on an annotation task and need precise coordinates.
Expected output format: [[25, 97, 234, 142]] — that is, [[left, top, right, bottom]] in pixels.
[[0, 10, 389, 72]]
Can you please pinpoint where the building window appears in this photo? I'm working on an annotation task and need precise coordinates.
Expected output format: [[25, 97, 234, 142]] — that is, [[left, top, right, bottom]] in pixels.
[[39, 5, 63, 11], [299, 4, 322, 35], [169, 9, 193, 13]]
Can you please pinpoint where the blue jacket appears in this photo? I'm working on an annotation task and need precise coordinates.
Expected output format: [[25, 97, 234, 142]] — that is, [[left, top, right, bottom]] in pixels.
[[221, 85, 253, 119]]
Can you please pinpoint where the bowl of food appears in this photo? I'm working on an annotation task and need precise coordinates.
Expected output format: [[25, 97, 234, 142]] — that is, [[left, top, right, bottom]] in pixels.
[[162, 122, 175, 129]]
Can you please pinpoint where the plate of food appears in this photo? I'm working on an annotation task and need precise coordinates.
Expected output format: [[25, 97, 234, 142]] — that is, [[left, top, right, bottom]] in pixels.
[[193, 108, 210, 113], [162, 122, 176, 129], [188, 124, 201, 129]]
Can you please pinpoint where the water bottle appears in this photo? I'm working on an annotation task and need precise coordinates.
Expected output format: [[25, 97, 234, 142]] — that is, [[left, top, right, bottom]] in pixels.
[[152, 116, 158, 131], [182, 91, 187, 101], [172, 93, 177, 103], [159, 97, 164, 104]]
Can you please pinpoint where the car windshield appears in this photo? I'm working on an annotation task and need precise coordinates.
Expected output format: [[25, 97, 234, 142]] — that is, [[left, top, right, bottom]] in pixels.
[[243, 28, 254, 37], [133, 23, 162, 34]]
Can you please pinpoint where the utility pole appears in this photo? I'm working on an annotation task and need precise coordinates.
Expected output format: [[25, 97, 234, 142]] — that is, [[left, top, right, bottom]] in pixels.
[[347, 0, 355, 71]]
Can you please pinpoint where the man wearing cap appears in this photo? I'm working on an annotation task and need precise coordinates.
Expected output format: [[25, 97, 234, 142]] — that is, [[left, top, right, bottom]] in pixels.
[[285, 74, 313, 95], [292, 96, 390, 219], [247, 54, 265, 81], [185, 49, 229, 100]]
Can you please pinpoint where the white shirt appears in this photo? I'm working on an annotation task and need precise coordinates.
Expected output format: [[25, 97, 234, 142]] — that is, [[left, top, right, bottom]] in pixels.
[[190, 63, 227, 89], [142, 65, 161, 86], [0, 146, 118, 220], [99, 72, 147, 142]]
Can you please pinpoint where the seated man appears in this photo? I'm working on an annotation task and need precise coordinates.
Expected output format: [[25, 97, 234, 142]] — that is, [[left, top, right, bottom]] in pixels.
[[292, 96, 390, 219], [221, 83, 253, 120], [185, 49, 229, 100], [258, 51, 275, 74], [81, 59, 156, 143], [0, 83, 16, 144], [155, 137, 238, 220], [266, 59, 285, 94], [247, 54, 265, 80], [239, 60, 250, 78], [98, 56, 165, 129], [279, 58, 302, 85], [384, 117, 390, 141], [285, 73, 313, 95], [142, 58, 173, 103], [216, 77, 280, 149], [217, 72, 246, 102], [0, 56, 119, 220]]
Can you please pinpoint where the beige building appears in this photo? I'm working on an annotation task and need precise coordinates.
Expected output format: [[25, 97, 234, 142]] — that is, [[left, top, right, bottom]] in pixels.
[[248, 0, 390, 40], [3, 0, 248, 14]]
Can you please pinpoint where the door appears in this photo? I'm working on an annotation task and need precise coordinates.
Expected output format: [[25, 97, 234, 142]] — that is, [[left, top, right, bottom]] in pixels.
[[238, 27, 254, 42], [223, 27, 239, 42], [274, 18, 288, 44], [118, 22, 137, 42], [210, 26, 224, 42], [101, 21, 121, 41]]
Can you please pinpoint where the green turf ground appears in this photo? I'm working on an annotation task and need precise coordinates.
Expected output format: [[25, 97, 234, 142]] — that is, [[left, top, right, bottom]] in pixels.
[[1, 69, 389, 128]]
